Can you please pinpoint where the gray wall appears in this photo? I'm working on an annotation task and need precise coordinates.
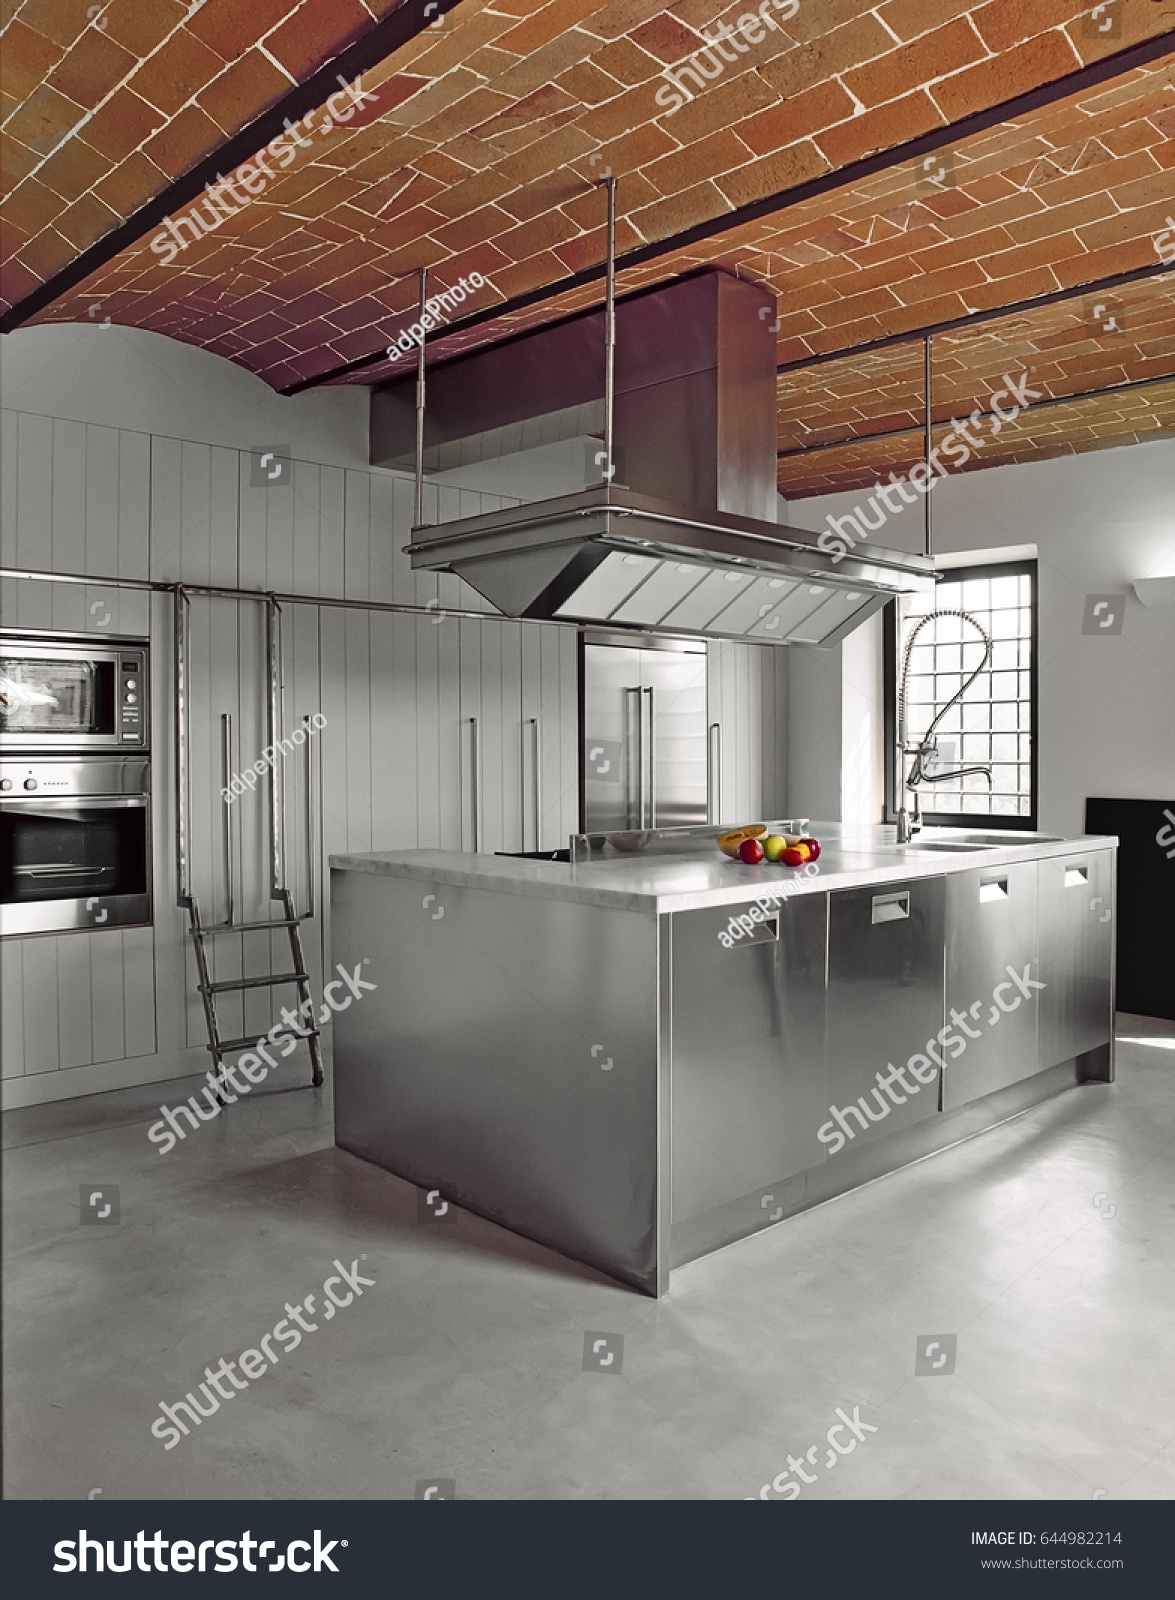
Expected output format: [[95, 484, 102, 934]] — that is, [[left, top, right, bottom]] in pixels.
[[785, 438, 1175, 834], [1, 324, 785, 1107]]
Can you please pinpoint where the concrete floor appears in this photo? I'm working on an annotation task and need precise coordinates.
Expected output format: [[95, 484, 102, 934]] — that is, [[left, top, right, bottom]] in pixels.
[[5, 1014, 1174, 1502]]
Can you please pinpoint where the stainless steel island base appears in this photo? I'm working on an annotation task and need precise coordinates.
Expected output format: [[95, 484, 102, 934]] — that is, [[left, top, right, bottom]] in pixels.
[[331, 825, 1115, 1297]]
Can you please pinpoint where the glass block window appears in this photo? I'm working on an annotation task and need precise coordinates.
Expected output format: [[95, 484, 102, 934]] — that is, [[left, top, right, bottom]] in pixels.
[[895, 562, 1036, 826]]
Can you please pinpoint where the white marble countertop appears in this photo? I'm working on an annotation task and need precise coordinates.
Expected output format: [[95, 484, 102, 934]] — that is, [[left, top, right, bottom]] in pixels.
[[331, 825, 1116, 914]]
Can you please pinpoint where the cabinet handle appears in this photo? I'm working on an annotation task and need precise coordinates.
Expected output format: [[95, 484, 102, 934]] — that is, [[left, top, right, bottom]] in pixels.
[[469, 716, 481, 853], [872, 890, 910, 923], [1064, 864, 1088, 887], [302, 712, 315, 920], [220, 712, 234, 927], [521, 717, 541, 851], [644, 684, 654, 829], [979, 877, 1008, 902], [708, 723, 722, 824]]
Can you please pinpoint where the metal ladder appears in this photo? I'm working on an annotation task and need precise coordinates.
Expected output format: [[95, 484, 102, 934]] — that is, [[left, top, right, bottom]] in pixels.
[[175, 587, 324, 1090]]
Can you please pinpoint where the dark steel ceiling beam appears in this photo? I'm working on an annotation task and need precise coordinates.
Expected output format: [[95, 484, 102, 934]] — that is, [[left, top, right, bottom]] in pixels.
[[282, 28, 1175, 394], [0, 0, 466, 335]]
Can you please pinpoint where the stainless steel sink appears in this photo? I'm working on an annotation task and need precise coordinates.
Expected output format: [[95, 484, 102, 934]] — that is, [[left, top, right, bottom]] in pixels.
[[896, 841, 997, 852]]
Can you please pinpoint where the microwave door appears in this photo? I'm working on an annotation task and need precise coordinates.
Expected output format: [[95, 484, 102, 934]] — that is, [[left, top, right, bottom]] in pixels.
[[0, 660, 97, 736]]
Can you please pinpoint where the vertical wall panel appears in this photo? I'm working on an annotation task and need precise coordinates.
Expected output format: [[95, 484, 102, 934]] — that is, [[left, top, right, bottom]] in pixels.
[[0, 941, 24, 1078], [122, 927, 157, 1059], [18, 937, 59, 1073], [16, 413, 53, 629], [56, 934, 93, 1070], [85, 424, 121, 577], [90, 929, 127, 1065], [51, 419, 87, 632], [0, 410, 18, 567]]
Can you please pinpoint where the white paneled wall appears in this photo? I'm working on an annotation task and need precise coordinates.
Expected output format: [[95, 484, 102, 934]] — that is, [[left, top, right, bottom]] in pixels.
[[0, 404, 581, 1106], [2, 330, 786, 1107]]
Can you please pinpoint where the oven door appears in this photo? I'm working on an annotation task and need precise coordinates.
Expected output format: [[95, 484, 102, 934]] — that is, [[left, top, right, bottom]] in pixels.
[[0, 795, 152, 936]]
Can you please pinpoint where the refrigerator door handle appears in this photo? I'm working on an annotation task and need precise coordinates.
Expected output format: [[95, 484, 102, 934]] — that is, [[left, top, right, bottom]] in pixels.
[[625, 686, 642, 830], [708, 722, 722, 825], [644, 685, 654, 830]]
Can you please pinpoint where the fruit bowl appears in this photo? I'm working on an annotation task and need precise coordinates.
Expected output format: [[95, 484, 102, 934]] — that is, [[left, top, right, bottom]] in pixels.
[[605, 831, 650, 852]]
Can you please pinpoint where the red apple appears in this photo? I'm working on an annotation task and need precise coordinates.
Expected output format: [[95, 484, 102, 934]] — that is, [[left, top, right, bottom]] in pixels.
[[739, 837, 765, 864], [781, 846, 804, 866], [801, 837, 821, 861]]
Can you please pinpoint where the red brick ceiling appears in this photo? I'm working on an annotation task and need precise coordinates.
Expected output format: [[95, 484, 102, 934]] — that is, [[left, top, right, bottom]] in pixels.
[[3, 0, 1173, 493], [0, 0, 397, 310]]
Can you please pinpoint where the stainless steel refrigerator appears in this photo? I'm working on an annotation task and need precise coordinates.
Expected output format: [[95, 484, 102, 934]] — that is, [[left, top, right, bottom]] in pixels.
[[582, 637, 710, 833]]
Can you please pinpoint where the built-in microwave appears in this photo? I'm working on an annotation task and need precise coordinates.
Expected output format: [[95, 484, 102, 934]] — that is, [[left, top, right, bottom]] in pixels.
[[0, 632, 148, 751]]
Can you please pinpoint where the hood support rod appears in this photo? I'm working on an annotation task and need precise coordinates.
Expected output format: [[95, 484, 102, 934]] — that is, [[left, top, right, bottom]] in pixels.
[[601, 176, 618, 486], [415, 266, 428, 528]]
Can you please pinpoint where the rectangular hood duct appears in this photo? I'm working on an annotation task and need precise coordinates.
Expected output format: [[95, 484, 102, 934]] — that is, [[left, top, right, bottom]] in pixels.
[[389, 269, 935, 646], [407, 485, 935, 648]]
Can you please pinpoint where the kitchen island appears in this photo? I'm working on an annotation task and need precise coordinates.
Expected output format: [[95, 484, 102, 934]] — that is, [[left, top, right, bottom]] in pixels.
[[330, 824, 1115, 1295]]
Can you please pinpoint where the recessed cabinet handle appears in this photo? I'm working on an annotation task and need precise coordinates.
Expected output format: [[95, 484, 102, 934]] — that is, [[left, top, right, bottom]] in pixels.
[[1064, 864, 1088, 887], [872, 891, 910, 923], [979, 877, 1008, 902]]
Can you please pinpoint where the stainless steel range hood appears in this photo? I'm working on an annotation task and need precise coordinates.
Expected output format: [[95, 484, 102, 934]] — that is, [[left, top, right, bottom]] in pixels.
[[406, 485, 935, 648], [387, 268, 934, 646]]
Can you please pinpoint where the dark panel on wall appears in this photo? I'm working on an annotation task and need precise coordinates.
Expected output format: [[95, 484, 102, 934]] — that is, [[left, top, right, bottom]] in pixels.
[[1085, 797, 1175, 1020]]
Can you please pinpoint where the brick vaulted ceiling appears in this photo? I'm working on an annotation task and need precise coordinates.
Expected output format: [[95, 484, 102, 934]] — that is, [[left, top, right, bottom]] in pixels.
[[2, 0, 1173, 496]]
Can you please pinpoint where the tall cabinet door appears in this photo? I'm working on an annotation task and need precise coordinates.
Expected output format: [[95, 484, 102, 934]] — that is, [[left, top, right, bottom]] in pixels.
[[643, 645, 708, 830], [825, 877, 946, 1149], [583, 642, 644, 833]]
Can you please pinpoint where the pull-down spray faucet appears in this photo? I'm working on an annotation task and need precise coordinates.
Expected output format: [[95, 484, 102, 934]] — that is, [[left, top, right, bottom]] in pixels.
[[896, 608, 994, 843]]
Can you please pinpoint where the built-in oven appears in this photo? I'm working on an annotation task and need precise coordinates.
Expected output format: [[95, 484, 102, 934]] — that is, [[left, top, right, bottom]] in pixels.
[[0, 757, 152, 937], [0, 631, 148, 752]]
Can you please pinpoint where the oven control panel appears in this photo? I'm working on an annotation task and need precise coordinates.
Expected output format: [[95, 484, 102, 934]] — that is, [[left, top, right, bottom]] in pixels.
[[117, 650, 146, 745]]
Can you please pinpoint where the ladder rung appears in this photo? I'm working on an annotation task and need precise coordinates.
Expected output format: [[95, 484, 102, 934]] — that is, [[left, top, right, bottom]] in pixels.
[[194, 918, 302, 935], [201, 971, 306, 994], [209, 1030, 320, 1055]]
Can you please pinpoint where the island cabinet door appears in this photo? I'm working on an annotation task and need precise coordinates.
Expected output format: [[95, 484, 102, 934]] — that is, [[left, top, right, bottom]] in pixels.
[[669, 891, 829, 1224], [824, 878, 946, 1151], [942, 862, 1039, 1111], [1037, 851, 1114, 1070]]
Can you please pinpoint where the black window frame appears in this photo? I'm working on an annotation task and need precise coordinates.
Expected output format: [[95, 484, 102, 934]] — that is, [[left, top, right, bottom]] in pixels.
[[883, 558, 1039, 832]]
